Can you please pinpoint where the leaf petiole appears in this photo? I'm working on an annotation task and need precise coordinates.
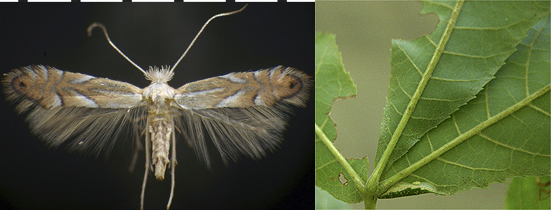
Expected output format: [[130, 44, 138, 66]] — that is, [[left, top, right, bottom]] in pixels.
[[315, 124, 367, 195]]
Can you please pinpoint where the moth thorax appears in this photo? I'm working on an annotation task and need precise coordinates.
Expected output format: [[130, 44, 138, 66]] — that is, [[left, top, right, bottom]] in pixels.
[[144, 82, 175, 104]]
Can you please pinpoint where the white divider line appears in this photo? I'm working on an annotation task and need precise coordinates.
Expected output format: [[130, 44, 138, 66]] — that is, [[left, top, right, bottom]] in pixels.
[[81, 0, 122, 2], [7, 0, 315, 2], [183, 0, 225, 2], [236, 0, 277, 2], [28, 0, 71, 2], [132, 0, 173, 2]]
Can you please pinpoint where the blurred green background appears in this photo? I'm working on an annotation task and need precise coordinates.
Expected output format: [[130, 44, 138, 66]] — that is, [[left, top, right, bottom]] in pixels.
[[316, 1, 510, 209]]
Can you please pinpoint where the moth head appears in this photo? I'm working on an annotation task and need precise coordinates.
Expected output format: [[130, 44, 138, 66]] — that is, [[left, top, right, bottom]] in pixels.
[[145, 66, 174, 83]]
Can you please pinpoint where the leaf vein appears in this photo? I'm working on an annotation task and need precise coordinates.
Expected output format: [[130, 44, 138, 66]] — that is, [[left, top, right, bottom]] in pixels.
[[436, 157, 508, 172], [397, 44, 424, 76], [528, 104, 550, 117], [442, 50, 509, 59], [396, 79, 413, 100], [430, 76, 489, 82], [389, 102, 405, 118], [420, 96, 470, 102], [483, 87, 490, 119], [427, 134, 434, 152], [424, 36, 437, 47], [454, 21, 530, 31], [523, 19, 545, 97], [315, 159, 338, 171], [451, 114, 462, 135], [478, 133, 550, 157]]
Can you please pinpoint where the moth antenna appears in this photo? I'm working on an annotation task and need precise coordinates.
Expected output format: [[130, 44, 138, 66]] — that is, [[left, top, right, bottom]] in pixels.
[[170, 4, 248, 74], [87, 23, 148, 75]]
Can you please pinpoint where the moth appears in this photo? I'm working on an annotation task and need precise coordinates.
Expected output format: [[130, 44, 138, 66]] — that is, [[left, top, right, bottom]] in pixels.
[[2, 5, 311, 210]]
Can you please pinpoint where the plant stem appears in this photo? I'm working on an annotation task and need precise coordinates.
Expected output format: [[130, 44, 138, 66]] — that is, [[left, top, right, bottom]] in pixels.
[[315, 124, 367, 194], [364, 193, 378, 209]]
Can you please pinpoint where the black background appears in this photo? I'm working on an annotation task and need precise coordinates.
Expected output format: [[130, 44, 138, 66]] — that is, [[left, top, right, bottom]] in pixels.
[[0, 3, 313, 210]]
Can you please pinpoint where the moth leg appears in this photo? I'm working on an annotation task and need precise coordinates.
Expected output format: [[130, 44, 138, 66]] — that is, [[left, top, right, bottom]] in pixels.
[[167, 124, 177, 210], [172, 124, 178, 166], [129, 123, 144, 173], [141, 119, 152, 210]]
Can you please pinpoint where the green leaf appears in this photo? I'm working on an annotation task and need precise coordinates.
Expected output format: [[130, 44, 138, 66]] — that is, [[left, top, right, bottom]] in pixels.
[[315, 32, 356, 139], [380, 14, 550, 198], [315, 32, 368, 203], [505, 176, 550, 209], [374, 0, 551, 179]]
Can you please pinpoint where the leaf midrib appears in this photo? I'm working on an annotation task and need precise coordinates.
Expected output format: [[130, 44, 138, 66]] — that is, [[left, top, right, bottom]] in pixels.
[[368, 0, 465, 190], [379, 84, 551, 192]]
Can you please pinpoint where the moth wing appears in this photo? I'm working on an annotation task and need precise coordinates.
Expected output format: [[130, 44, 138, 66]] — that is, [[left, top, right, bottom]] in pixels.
[[2, 65, 147, 155], [173, 66, 311, 166]]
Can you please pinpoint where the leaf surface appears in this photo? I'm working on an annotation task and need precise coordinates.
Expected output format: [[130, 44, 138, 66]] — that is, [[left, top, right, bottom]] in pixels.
[[380, 14, 550, 198], [315, 32, 356, 142], [375, 0, 550, 176], [315, 32, 368, 203], [505, 176, 550, 209]]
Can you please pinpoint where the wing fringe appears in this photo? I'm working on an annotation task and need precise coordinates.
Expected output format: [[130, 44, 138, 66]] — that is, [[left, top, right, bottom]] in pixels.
[[4, 85, 147, 157]]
